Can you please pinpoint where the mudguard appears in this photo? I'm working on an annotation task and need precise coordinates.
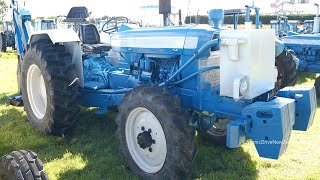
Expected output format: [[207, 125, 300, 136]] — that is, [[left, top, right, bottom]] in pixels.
[[28, 29, 80, 44], [28, 29, 84, 87]]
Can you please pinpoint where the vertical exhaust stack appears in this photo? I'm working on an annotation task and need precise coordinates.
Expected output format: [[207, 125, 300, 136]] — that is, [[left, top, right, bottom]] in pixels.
[[208, 9, 224, 29]]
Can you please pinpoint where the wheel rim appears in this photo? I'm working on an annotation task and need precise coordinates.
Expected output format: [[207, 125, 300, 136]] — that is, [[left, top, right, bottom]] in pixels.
[[125, 107, 167, 173], [27, 64, 47, 119]]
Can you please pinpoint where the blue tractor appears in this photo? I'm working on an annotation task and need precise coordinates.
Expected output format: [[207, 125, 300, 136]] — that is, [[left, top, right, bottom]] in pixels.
[[0, 20, 16, 52], [9, 1, 317, 179], [280, 3, 320, 96], [270, 16, 302, 38]]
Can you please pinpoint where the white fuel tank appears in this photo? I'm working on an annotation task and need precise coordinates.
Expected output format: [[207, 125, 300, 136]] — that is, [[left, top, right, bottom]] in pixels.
[[219, 29, 276, 100]]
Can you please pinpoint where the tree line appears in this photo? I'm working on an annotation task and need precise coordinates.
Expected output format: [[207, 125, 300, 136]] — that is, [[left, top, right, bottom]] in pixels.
[[185, 14, 317, 25]]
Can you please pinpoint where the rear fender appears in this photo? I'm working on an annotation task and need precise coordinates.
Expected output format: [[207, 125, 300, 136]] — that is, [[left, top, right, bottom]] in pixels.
[[28, 29, 83, 87]]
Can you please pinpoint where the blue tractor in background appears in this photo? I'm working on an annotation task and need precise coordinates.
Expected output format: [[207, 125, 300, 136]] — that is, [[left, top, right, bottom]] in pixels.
[[270, 16, 302, 38], [280, 3, 320, 96], [0, 20, 16, 52], [7, 0, 317, 179]]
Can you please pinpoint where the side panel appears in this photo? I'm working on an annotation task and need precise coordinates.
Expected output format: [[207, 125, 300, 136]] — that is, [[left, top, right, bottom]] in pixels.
[[111, 26, 191, 58]]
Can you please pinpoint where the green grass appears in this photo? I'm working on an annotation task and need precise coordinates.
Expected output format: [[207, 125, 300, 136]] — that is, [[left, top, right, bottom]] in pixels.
[[0, 51, 319, 180]]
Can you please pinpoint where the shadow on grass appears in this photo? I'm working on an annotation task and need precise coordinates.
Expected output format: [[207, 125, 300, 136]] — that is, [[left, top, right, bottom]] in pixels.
[[191, 139, 257, 180], [0, 105, 258, 179]]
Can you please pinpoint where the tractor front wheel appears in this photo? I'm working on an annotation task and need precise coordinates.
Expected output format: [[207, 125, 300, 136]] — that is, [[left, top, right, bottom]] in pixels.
[[21, 39, 80, 135], [0, 150, 48, 180], [116, 86, 196, 179]]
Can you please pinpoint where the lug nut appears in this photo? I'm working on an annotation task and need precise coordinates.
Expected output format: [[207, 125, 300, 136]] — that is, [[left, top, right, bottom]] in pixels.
[[141, 126, 145, 131], [148, 129, 152, 133], [149, 148, 152, 152]]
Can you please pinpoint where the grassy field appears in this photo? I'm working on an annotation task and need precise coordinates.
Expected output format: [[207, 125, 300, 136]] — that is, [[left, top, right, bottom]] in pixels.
[[0, 51, 319, 180]]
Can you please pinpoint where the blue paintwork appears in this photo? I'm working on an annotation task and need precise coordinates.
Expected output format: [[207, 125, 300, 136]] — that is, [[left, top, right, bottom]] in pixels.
[[12, 8, 31, 60], [80, 88, 128, 114], [227, 96, 295, 159], [112, 26, 216, 58], [282, 34, 320, 72], [78, 24, 317, 159], [245, 5, 260, 29], [11, 2, 316, 160], [227, 86, 317, 159], [226, 118, 247, 148], [277, 86, 317, 131], [208, 9, 224, 28], [243, 97, 295, 159]]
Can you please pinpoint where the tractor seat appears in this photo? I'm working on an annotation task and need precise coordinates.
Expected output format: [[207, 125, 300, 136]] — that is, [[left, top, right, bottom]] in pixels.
[[79, 24, 111, 53]]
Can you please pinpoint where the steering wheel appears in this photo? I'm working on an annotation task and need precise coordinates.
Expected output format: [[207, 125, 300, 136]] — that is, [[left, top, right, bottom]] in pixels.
[[102, 16, 129, 34]]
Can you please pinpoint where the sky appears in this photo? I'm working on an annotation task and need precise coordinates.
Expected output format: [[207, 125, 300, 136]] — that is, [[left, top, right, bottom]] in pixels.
[[4, 0, 320, 24]]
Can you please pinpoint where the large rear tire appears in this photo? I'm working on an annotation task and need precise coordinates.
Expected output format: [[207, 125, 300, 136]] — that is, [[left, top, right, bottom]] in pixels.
[[0, 150, 48, 180], [116, 86, 196, 179], [21, 39, 80, 135], [275, 49, 297, 90], [0, 33, 7, 52]]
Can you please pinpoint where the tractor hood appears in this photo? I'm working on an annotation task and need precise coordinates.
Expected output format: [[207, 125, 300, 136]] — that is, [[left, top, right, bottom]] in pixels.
[[110, 25, 217, 56]]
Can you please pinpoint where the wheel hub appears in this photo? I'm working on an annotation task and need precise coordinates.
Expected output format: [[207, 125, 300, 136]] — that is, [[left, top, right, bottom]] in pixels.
[[137, 128, 155, 149], [125, 107, 167, 173]]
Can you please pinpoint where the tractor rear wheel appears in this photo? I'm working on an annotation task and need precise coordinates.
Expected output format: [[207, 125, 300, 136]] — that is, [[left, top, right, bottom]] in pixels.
[[0, 150, 48, 180], [116, 86, 196, 179], [0, 33, 7, 52], [198, 119, 233, 145], [315, 76, 320, 98], [21, 39, 80, 135], [275, 49, 297, 90]]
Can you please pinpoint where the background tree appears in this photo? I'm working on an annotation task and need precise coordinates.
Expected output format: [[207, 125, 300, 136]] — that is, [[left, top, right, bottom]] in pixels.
[[0, 0, 7, 18]]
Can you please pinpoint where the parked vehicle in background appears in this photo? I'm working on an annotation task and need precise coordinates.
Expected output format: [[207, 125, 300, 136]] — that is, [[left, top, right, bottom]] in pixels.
[[33, 19, 57, 31], [0, 20, 15, 52]]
